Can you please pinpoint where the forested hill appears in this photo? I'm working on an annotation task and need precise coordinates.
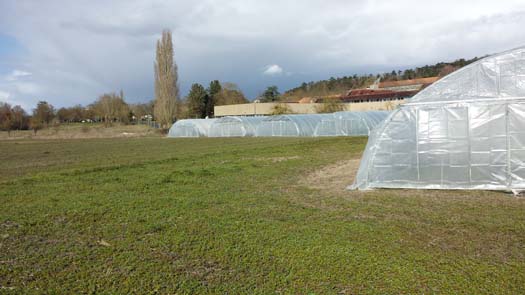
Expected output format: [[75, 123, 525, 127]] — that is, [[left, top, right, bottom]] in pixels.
[[282, 56, 482, 100]]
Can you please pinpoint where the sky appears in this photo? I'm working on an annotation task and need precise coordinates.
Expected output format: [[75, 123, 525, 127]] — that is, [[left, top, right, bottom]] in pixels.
[[1, 0, 525, 110]]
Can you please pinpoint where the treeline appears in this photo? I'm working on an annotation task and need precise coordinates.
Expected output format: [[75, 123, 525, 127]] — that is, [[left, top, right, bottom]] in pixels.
[[0, 79, 248, 135], [186, 81, 248, 118], [283, 56, 482, 100], [0, 91, 155, 135]]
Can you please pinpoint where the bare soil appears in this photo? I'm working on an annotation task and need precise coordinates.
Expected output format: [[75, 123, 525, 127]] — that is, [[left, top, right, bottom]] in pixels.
[[299, 158, 361, 193]]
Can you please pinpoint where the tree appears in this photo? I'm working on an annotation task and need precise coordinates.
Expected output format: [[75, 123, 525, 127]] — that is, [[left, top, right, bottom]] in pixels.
[[214, 83, 248, 106], [31, 101, 55, 134], [32, 101, 55, 126], [0, 103, 13, 135], [92, 92, 129, 126], [206, 80, 221, 117], [11, 105, 29, 131], [130, 101, 154, 122], [260, 86, 280, 102], [315, 99, 344, 113], [154, 29, 179, 129], [439, 65, 457, 77], [270, 103, 294, 115], [57, 107, 72, 123], [186, 83, 208, 118]]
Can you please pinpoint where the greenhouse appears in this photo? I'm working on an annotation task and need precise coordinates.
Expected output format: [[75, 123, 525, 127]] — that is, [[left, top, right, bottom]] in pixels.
[[329, 111, 390, 136], [255, 114, 334, 137], [208, 116, 264, 137], [167, 119, 216, 138], [351, 46, 525, 192]]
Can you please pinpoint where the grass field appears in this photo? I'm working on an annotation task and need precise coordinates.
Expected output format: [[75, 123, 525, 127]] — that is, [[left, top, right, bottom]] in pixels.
[[1, 137, 524, 294]]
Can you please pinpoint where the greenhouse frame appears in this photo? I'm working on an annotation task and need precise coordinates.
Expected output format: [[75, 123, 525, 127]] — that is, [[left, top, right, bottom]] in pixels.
[[331, 111, 390, 136], [255, 114, 335, 137], [167, 119, 217, 138], [208, 116, 264, 137], [351, 46, 525, 192]]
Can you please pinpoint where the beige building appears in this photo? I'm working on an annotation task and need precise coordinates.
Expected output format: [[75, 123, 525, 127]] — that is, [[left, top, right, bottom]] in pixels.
[[214, 100, 404, 117]]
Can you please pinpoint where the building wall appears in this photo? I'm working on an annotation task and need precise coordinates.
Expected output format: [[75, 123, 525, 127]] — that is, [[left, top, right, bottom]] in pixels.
[[214, 100, 405, 117]]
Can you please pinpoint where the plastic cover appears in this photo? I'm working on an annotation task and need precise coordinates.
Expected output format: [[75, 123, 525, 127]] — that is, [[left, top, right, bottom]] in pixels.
[[167, 119, 217, 137], [208, 116, 265, 137], [330, 111, 390, 136], [351, 46, 525, 192], [255, 112, 389, 137], [256, 114, 334, 137]]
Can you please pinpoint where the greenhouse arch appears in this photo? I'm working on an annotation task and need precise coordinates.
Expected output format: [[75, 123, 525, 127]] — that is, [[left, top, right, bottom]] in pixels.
[[351, 46, 525, 192], [255, 114, 334, 137], [208, 116, 264, 137], [330, 111, 389, 136], [167, 119, 216, 138]]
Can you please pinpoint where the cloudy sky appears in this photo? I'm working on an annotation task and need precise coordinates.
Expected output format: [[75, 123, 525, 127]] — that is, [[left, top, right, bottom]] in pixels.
[[1, 0, 525, 110]]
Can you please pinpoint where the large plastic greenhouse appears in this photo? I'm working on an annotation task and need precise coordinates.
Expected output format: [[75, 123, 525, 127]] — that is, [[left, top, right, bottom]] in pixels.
[[351, 46, 525, 192], [167, 119, 217, 137], [255, 112, 389, 137], [255, 114, 334, 137], [208, 116, 264, 137]]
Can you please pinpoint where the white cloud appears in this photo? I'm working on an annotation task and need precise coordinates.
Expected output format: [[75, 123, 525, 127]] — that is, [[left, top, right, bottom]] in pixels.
[[263, 64, 284, 76], [0, 90, 10, 100], [0, 0, 525, 107], [5, 70, 32, 81]]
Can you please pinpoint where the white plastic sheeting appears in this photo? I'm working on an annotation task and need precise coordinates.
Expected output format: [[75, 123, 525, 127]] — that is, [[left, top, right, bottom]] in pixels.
[[255, 112, 389, 137], [167, 119, 217, 137], [351, 46, 525, 192], [330, 111, 390, 136], [208, 116, 264, 137], [256, 114, 334, 137]]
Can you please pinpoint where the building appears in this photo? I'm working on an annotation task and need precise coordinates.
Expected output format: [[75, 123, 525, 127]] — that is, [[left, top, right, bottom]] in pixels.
[[214, 77, 440, 117]]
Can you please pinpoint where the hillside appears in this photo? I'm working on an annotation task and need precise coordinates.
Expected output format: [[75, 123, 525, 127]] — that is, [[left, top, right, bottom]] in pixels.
[[282, 56, 482, 101]]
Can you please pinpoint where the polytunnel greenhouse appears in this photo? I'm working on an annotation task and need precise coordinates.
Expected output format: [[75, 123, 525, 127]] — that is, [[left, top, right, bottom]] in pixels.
[[255, 114, 335, 137], [351, 46, 525, 192], [330, 111, 390, 136], [208, 116, 264, 137], [167, 119, 216, 137]]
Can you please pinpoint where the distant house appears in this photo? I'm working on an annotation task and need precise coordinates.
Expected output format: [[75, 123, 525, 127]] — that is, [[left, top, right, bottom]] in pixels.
[[339, 77, 440, 103], [214, 77, 441, 116]]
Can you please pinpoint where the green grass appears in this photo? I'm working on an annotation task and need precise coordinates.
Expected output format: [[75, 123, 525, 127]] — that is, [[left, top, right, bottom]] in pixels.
[[1, 137, 524, 294]]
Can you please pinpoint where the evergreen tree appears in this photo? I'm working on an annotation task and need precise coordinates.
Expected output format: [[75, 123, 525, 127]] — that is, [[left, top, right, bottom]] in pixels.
[[187, 83, 208, 118], [206, 80, 221, 117], [261, 86, 280, 102]]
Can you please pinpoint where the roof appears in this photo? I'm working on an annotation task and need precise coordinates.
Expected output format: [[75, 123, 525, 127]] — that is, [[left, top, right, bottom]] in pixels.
[[340, 89, 417, 102]]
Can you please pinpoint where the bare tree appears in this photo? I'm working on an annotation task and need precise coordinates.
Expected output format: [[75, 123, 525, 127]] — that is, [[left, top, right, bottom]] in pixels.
[[92, 92, 129, 126], [31, 101, 55, 134], [11, 105, 28, 131], [154, 29, 179, 129], [0, 103, 13, 136]]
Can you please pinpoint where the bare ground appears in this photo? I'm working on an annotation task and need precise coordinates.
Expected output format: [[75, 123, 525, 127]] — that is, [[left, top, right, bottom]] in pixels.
[[299, 158, 361, 193]]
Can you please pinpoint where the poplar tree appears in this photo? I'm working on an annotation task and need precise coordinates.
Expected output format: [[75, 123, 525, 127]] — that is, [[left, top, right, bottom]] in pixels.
[[154, 29, 179, 129]]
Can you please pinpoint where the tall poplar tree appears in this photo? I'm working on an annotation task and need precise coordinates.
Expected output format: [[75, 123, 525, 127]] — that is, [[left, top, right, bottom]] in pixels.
[[154, 29, 179, 129]]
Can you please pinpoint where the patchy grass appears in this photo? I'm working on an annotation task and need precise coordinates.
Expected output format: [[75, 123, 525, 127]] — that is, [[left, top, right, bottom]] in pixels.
[[0, 137, 524, 294]]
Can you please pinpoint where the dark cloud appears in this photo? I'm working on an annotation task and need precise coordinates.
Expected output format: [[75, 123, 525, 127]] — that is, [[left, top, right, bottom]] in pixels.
[[0, 0, 525, 109]]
